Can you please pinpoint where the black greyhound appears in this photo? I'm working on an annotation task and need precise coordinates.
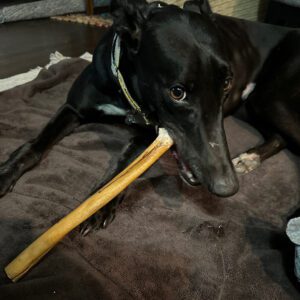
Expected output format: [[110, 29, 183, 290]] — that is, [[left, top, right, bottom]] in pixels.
[[0, 0, 300, 234]]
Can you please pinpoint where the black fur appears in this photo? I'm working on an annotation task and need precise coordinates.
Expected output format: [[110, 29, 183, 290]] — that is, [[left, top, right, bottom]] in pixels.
[[0, 0, 299, 234]]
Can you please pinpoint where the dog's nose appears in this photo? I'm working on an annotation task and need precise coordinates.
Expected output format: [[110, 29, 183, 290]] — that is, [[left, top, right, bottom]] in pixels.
[[209, 175, 239, 197]]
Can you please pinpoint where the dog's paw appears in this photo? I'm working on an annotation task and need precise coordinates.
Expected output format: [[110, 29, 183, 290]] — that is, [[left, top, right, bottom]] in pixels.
[[0, 165, 17, 197], [79, 193, 124, 236], [79, 210, 116, 236], [232, 152, 260, 174], [79, 206, 116, 236], [79, 191, 124, 236]]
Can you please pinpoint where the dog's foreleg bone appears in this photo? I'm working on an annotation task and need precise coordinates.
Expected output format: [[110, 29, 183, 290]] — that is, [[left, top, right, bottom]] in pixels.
[[4, 128, 173, 283]]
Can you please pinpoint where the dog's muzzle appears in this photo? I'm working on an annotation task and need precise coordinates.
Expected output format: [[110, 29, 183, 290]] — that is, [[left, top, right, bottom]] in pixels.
[[172, 147, 239, 197]]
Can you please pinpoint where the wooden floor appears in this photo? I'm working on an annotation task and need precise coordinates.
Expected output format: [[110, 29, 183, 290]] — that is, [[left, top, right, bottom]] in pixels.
[[0, 19, 107, 79]]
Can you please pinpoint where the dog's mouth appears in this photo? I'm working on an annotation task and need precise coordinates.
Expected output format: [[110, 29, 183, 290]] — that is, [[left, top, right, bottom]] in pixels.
[[171, 148, 200, 186]]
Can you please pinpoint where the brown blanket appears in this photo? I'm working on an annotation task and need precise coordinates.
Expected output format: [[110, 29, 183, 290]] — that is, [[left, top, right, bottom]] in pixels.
[[0, 58, 300, 299]]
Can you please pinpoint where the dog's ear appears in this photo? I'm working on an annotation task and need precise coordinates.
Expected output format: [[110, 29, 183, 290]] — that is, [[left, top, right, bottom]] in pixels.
[[183, 0, 213, 17], [110, 0, 149, 54]]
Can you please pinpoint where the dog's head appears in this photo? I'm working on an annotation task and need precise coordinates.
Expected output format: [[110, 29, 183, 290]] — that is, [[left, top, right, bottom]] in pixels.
[[111, 0, 239, 197]]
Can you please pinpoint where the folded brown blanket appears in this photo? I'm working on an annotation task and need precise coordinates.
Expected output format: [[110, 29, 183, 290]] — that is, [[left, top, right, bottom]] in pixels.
[[0, 58, 300, 299]]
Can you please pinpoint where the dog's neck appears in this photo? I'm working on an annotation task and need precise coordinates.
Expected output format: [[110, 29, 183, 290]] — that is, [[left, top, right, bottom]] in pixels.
[[110, 33, 160, 127], [111, 34, 152, 125], [215, 14, 291, 80]]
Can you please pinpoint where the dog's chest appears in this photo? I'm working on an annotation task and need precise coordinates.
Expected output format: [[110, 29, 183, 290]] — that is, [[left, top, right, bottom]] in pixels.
[[96, 104, 127, 116], [242, 82, 256, 100]]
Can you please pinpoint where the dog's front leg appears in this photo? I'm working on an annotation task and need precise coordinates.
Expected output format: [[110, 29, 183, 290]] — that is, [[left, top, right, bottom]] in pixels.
[[80, 129, 156, 236], [0, 104, 81, 197], [232, 135, 286, 174]]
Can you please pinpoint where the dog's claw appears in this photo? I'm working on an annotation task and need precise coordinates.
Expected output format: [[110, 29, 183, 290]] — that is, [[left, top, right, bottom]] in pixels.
[[80, 225, 92, 237], [232, 152, 261, 174], [9, 183, 15, 192], [102, 212, 115, 229], [79, 209, 116, 236]]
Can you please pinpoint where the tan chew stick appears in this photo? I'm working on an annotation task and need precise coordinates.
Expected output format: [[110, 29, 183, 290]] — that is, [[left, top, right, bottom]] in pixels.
[[5, 128, 173, 282]]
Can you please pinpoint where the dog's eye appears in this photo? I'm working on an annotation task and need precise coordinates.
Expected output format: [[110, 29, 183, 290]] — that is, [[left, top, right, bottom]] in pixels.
[[169, 85, 187, 102], [224, 77, 233, 93]]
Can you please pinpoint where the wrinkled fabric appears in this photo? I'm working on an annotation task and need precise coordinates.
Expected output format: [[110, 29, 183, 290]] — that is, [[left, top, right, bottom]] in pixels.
[[0, 58, 300, 299], [286, 218, 300, 281]]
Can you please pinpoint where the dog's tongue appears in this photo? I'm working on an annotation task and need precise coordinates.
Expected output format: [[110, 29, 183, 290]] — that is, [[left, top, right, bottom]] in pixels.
[[171, 149, 200, 186]]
